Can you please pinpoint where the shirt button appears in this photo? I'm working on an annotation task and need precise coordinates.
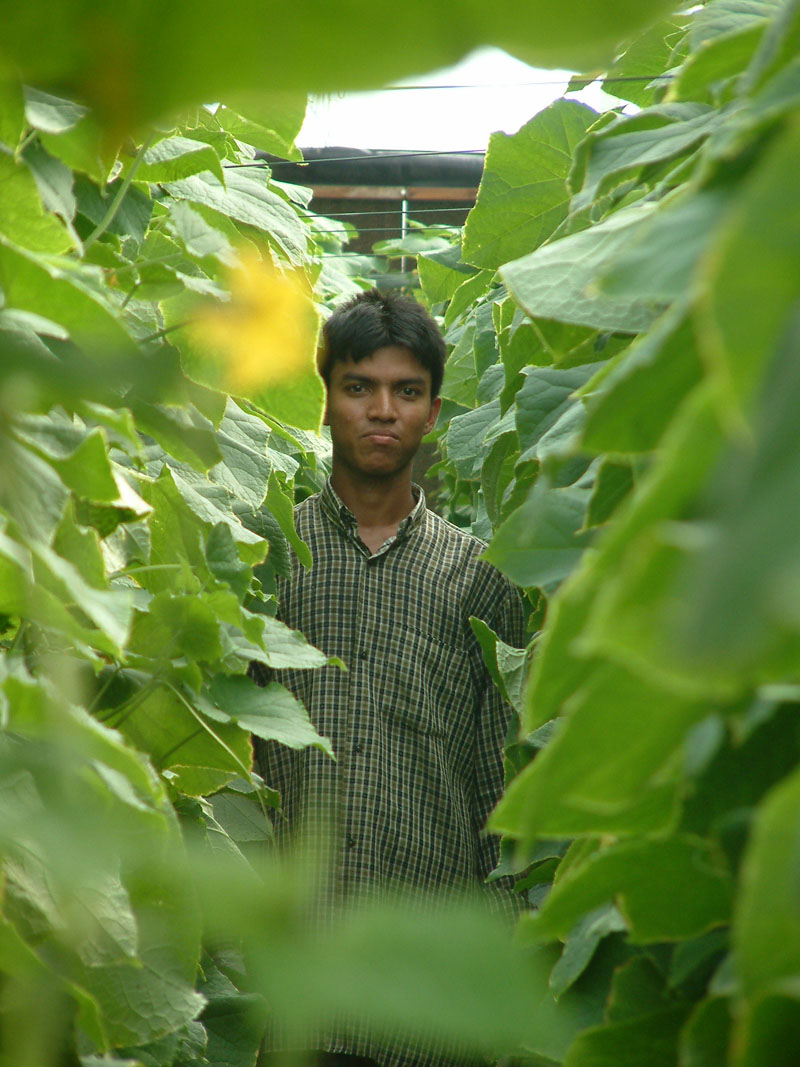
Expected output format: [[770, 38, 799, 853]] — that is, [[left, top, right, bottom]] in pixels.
[[353, 742, 363, 754], [359, 650, 368, 660], [346, 834, 356, 849]]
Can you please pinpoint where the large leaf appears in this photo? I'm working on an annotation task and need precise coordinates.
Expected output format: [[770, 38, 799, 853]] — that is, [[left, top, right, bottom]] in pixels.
[[501, 203, 664, 333], [164, 169, 308, 265], [136, 135, 225, 184], [484, 481, 594, 590], [4, 1, 679, 132], [201, 676, 333, 757], [0, 152, 73, 253], [521, 385, 726, 731], [493, 662, 708, 841], [697, 115, 800, 409], [463, 99, 596, 270], [216, 92, 307, 160], [570, 103, 723, 210], [518, 835, 733, 943], [0, 239, 135, 355], [582, 306, 703, 453], [515, 363, 598, 458]]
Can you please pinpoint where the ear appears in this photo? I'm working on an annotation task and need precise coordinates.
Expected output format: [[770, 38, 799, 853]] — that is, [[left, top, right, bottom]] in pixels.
[[424, 395, 442, 434]]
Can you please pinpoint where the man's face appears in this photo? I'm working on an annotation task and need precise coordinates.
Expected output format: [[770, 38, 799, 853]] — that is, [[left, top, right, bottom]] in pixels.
[[324, 345, 442, 479]]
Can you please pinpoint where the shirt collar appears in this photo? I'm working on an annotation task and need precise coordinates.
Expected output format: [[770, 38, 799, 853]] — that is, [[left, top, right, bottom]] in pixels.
[[319, 477, 427, 542]]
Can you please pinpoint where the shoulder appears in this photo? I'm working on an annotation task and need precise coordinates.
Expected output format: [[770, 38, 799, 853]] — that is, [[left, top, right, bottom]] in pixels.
[[420, 510, 516, 602], [291, 490, 323, 530], [422, 508, 487, 556]]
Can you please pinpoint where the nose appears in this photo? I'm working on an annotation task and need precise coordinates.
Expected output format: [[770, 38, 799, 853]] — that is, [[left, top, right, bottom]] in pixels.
[[368, 387, 395, 421]]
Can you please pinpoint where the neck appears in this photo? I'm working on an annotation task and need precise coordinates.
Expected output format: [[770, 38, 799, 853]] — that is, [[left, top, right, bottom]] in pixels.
[[330, 463, 416, 528]]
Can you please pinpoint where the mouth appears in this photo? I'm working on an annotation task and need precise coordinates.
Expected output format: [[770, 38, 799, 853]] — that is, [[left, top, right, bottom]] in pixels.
[[363, 431, 399, 444]]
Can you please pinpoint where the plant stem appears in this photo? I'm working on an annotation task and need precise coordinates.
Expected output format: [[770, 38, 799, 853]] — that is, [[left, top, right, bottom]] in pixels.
[[84, 134, 154, 251]]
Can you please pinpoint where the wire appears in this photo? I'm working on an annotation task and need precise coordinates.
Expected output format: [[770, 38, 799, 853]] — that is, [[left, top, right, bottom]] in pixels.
[[318, 224, 461, 235], [317, 205, 473, 218], [367, 73, 673, 90]]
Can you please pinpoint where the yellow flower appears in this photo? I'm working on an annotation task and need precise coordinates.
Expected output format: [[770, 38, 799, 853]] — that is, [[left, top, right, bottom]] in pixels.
[[191, 251, 320, 393]]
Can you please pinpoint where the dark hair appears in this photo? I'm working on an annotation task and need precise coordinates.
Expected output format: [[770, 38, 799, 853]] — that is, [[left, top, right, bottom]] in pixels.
[[319, 288, 446, 398]]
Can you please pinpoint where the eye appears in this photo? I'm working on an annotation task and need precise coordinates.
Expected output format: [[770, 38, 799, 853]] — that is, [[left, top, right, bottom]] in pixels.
[[346, 383, 366, 394]]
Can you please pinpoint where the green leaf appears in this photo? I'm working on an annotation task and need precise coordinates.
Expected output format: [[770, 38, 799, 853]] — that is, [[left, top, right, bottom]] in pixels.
[[136, 135, 224, 183], [439, 322, 477, 406], [735, 763, 800, 1000], [571, 104, 723, 211], [74, 173, 153, 247], [484, 481, 593, 590], [444, 269, 494, 328], [164, 168, 308, 265], [602, 18, 687, 108], [201, 676, 333, 757], [165, 200, 238, 266], [243, 614, 334, 670], [481, 432, 518, 528], [216, 91, 307, 159], [585, 458, 634, 527], [735, 991, 800, 1067], [209, 791, 272, 843], [641, 311, 800, 685], [549, 904, 627, 999], [418, 253, 471, 306], [446, 400, 501, 478], [0, 64, 25, 148], [39, 113, 115, 185], [0, 437, 69, 544], [0, 152, 73, 253], [469, 617, 528, 713], [501, 202, 664, 333], [563, 1005, 690, 1067], [462, 99, 596, 270], [522, 384, 725, 730], [494, 662, 707, 838], [679, 996, 732, 1067], [53, 505, 107, 589], [23, 86, 87, 134], [135, 403, 222, 473], [519, 835, 732, 944], [582, 306, 703, 453], [515, 362, 598, 457], [600, 189, 731, 307], [118, 682, 252, 783], [207, 398, 272, 509], [605, 955, 669, 1022], [0, 238, 135, 355], [699, 116, 800, 408], [265, 471, 312, 569], [53, 429, 118, 502], [206, 523, 252, 600], [132, 592, 223, 662], [33, 540, 133, 653], [690, 0, 780, 49], [4, 2, 678, 133], [674, 23, 766, 101], [21, 140, 77, 227]]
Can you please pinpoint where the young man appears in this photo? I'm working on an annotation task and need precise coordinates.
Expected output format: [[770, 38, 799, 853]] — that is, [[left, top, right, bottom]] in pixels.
[[256, 288, 524, 1067]]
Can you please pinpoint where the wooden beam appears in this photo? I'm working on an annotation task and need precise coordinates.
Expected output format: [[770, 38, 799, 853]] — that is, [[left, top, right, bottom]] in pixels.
[[309, 185, 477, 201]]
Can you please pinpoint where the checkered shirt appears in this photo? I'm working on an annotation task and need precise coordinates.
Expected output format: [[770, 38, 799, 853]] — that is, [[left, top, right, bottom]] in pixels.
[[255, 478, 524, 1067]]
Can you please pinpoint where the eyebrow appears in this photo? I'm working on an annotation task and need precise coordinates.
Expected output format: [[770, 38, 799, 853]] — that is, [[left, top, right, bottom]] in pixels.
[[339, 372, 428, 386]]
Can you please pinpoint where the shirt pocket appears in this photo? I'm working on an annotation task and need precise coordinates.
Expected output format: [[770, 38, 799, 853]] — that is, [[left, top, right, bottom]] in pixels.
[[377, 624, 473, 739]]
